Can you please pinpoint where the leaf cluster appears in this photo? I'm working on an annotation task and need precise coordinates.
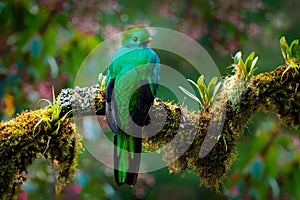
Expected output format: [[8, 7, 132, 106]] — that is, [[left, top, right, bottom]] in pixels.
[[280, 36, 300, 77], [179, 75, 222, 110], [232, 51, 258, 81]]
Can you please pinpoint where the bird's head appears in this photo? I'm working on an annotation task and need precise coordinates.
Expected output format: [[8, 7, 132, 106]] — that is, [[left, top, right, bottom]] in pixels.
[[121, 27, 153, 47]]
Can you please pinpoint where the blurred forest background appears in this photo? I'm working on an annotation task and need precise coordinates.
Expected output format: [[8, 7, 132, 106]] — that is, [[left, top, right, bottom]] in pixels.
[[1, 0, 300, 199]]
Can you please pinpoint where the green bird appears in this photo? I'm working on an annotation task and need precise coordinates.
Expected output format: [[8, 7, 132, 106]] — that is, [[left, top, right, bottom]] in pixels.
[[105, 27, 160, 186]]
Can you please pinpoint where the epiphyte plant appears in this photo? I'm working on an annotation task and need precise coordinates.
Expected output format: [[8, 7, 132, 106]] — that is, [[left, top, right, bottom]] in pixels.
[[179, 75, 222, 111], [280, 36, 300, 78], [232, 51, 258, 81]]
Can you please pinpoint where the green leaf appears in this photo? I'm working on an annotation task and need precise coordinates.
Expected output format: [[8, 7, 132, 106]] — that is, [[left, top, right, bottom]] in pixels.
[[245, 52, 255, 72], [197, 75, 205, 89], [290, 39, 299, 57], [247, 56, 258, 79], [179, 86, 203, 106], [208, 76, 218, 90], [196, 75, 207, 103], [202, 85, 210, 105], [208, 76, 218, 102], [233, 51, 242, 64], [188, 79, 204, 102], [187, 79, 199, 90], [280, 36, 289, 62], [251, 56, 258, 71], [211, 81, 222, 102]]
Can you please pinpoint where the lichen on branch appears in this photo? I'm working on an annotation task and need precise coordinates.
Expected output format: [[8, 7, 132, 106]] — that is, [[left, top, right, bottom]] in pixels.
[[0, 37, 300, 198]]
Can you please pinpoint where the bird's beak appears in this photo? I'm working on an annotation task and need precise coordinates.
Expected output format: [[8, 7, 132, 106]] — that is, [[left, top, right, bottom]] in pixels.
[[148, 37, 154, 43]]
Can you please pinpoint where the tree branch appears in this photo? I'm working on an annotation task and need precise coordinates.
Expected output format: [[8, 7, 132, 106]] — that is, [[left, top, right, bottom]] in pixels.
[[1, 63, 300, 199]]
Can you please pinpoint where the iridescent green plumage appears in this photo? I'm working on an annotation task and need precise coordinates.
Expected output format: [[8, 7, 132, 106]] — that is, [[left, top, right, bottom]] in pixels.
[[105, 27, 160, 186]]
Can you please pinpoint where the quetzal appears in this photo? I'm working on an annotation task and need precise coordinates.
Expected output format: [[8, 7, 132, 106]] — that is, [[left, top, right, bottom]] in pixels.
[[105, 27, 160, 186]]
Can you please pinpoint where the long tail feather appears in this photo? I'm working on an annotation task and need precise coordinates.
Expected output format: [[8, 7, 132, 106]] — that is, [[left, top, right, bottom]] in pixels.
[[114, 132, 141, 186], [126, 136, 141, 186]]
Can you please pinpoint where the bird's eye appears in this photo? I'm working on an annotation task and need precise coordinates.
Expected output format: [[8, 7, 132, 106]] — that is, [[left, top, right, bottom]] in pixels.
[[133, 37, 138, 42]]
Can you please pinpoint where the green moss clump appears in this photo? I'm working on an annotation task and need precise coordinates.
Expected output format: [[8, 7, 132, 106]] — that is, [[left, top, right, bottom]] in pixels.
[[143, 98, 240, 191], [242, 65, 300, 129], [0, 107, 83, 200]]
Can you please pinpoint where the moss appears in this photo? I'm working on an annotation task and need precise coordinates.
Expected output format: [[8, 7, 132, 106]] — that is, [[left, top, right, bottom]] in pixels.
[[1, 62, 300, 197], [143, 96, 240, 191], [243, 65, 300, 129], [142, 64, 300, 191], [0, 107, 83, 200]]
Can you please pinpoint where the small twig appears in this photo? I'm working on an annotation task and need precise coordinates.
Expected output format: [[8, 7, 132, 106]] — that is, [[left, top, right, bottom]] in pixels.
[[43, 136, 52, 155]]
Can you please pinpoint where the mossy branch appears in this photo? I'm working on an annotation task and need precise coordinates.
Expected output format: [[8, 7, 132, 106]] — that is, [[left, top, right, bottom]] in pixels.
[[0, 105, 83, 199], [1, 58, 300, 198]]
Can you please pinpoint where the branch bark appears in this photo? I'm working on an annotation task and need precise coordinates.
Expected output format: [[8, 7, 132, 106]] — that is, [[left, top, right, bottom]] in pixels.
[[1, 64, 300, 199]]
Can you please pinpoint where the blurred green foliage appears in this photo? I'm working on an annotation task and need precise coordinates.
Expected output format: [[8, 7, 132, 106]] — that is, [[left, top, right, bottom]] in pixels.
[[1, 0, 300, 199]]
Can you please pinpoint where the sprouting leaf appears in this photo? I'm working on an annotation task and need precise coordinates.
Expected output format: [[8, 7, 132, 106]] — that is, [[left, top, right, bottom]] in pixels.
[[280, 37, 300, 79], [280, 36, 289, 62], [251, 56, 258, 71], [181, 75, 221, 109], [279, 36, 299, 62], [290, 39, 299, 58], [211, 81, 222, 102], [179, 86, 203, 106], [187, 79, 199, 90], [233, 51, 242, 64], [232, 51, 258, 81], [245, 52, 255, 72], [203, 86, 210, 103], [197, 75, 210, 103], [208, 76, 218, 102], [197, 75, 205, 90], [208, 77, 218, 90], [188, 78, 204, 102]]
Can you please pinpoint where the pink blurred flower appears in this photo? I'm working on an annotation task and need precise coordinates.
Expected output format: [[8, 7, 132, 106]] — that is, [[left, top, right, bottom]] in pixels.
[[37, 81, 52, 100], [9, 64, 18, 75], [18, 192, 28, 200], [63, 184, 82, 199], [71, 14, 100, 35], [102, 25, 121, 39], [292, 136, 300, 152], [230, 185, 240, 196], [158, 3, 173, 18], [225, 40, 239, 52], [178, 23, 207, 40], [248, 23, 260, 37], [134, 184, 146, 199]]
